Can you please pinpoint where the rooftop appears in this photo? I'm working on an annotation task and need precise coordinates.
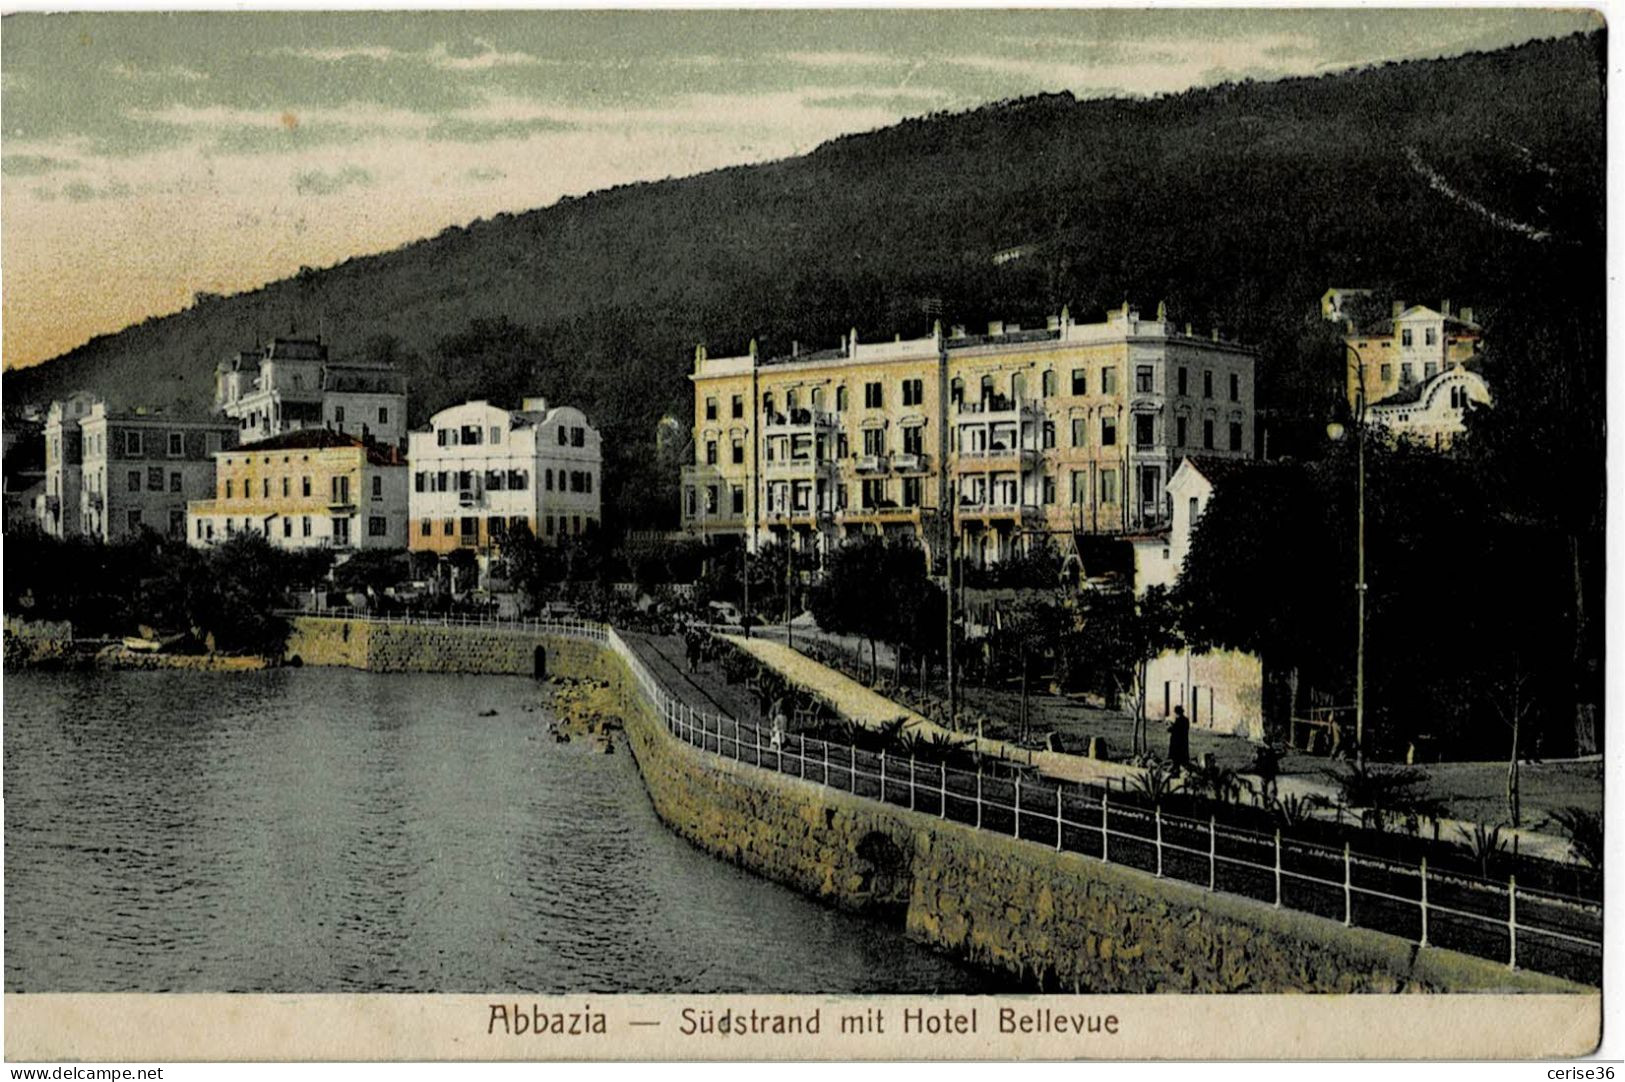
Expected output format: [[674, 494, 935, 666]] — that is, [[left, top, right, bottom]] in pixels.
[[235, 427, 400, 464]]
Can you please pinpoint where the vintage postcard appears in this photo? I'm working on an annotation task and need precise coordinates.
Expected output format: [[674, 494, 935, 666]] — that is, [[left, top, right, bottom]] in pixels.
[[0, 7, 1607, 1066]]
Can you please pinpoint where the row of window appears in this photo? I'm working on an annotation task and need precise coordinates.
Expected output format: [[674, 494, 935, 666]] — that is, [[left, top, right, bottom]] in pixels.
[[418, 514, 595, 539], [687, 465, 1157, 517], [705, 414, 1244, 461], [1399, 327, 1439, 348], [411, 468, 593, 494], [124, 468, 186, 493], [714, 365, 1246, 420], [114, 509, 188, 536], [1372, 360, 1441, 386], [194, 514, 388, 542], [433, 423, 588, 448], [97, 430, 218, 459], [220, 475, 386, 501]]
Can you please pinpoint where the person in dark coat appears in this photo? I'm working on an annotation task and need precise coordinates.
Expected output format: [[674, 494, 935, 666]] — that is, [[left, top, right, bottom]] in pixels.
[[1167, 705, 1191, 771]]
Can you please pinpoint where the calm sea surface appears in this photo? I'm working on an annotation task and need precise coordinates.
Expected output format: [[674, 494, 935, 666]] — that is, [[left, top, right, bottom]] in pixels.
[[5, 669, 988, 993]]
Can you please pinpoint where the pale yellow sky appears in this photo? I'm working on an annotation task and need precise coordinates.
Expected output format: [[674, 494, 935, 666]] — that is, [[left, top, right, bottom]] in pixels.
[[0, 10, 1596, 370]]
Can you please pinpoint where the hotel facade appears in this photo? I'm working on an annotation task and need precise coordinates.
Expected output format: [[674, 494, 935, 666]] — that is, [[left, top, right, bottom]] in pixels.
[[215, 337, 409, 449], [406, 398, 602, 554], [680, 304, 1257, 567], [186, 429, 408, 551]]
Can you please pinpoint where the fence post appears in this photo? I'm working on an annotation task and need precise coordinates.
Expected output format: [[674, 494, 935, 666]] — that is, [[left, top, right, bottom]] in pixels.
[[849, 744, 857, 795], [880, 752, 887, 804], [733, 717, 741, 761], [1101, 790, 1110, 864], [824, 741, 830, 787], [1273, 829, 1282, 908], [1154, 806, 1164, 878], [1343, 843, 1353, 926], [754, 723, 761, 767], [1208, 816, 1216, 891], [1419, 858, 1429, 948], [1508, 875, 1518, 971], [1055, 786, 1064, 853], [799, 736, 805, 779], [909, 757, 917, 812], [975, 770, 983, 830], [939, 764, 947, 820], [1014, 777, 1022, 840], [776, 731, 782, 774]]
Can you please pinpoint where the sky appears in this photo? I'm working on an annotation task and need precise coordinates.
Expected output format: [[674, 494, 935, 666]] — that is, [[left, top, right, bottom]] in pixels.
[[0, 8, 1598, 370]]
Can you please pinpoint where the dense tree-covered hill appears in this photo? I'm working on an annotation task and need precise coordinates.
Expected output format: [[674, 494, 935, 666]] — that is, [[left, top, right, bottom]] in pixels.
[[3, 31, 1604, 529]]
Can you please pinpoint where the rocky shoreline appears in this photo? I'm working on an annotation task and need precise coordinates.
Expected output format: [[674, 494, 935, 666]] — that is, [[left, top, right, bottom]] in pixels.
[[545, 676, 623, 754]]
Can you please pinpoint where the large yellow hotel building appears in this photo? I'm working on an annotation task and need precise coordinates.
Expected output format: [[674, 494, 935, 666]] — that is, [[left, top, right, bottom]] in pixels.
[[680, 303, 1257, 567]]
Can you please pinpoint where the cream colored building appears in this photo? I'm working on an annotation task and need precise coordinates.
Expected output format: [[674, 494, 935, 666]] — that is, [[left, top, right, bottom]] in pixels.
[[681, 303, 1257, 567], [187, 429, 407, 550], [79, 402, 238, 542], [37, 391, 97, 538], [406, 397, 602, 555]]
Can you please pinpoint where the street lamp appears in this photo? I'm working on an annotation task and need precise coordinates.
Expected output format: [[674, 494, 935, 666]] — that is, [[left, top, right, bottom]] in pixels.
[[1327, 344, 1368, 766]]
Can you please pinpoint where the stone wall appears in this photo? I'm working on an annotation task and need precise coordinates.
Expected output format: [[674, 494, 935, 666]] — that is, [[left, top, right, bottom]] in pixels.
[[606, 649, 1579, 994], [286, 617, 610, 681]]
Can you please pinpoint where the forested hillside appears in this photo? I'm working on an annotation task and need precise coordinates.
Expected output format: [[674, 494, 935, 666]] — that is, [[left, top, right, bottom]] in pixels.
[[3, 31, 1604, 531]]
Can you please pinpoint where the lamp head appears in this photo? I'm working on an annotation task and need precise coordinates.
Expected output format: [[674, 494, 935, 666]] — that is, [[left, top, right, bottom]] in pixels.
[[1326, 422, 1346, 442]]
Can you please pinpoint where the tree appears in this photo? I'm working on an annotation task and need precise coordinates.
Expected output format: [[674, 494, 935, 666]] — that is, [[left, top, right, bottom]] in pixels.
[[1487, 656, 1536, 828], [1072, 584, 1182, 756], [810, 535, 940, 688]]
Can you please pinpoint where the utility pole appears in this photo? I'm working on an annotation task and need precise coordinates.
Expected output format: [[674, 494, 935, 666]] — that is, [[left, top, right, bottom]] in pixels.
[[1328, 343, 1368, 766], [744, 342, 758, 638], [946, 479, 957, 733]]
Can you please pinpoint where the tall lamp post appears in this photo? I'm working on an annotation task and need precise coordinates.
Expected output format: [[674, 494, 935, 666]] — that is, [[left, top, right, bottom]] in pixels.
[[1326, 343, 1368, 766]]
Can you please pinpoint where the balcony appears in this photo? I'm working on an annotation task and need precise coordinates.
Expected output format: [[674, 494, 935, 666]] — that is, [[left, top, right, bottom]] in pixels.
[[854, 453, 889, 474], [890, 452, 931, 474], [955, 497, 1041, 525], [764, 506, 831, 529], [841, 502, 931, 526], [954, 396, 1042, 421], [952, 446, 1038, 472], [457, 488, 485, 508], [86, 492, 104, 511], [764, 408, 840, 435], [764, 456, 838, 480]]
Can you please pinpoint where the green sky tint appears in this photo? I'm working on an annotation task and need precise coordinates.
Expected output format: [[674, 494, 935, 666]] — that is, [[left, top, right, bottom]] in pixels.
[[0, 8, 1597, 368]]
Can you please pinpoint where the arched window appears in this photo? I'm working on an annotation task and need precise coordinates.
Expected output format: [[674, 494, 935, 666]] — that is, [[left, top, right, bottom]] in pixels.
[[1041, 370, 1057, 397]]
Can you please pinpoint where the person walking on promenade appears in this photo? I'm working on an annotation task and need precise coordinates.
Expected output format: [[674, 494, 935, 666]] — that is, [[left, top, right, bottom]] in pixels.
[[1167, 705, 1191, 772]]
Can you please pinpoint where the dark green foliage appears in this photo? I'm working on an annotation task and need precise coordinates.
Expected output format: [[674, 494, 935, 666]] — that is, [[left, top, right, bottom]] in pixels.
[[1544, 807, 1603, 869], [810, 535, 944, 682], [330, 549, 409, 594], [4, 527, 329, 657], [1455, 821, 1508, 879], [1325, 761, 1447, 834]]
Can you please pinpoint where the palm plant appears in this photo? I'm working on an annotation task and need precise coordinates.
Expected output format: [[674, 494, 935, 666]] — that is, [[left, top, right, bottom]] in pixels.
[[1267, 792, 1328, 831], [1184, 761, 1246, 804], [1325, 761, 1448, 833], [1544, 807, 1603, 869], [1455, 822, 1508, 878], [1129, 759, 1182, 805]]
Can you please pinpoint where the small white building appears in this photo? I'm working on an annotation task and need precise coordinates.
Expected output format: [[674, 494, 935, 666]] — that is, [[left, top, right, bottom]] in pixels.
[[407, 397, 602, 555], [216, 337, 408, 449], [1367, 364, 1492, 451], [1131, 455, 1264, 740]]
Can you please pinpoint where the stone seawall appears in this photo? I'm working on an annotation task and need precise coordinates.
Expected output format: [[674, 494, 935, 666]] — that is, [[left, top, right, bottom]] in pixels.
[[286, 617, 610, 681], [287, 617, 1580, 994], [602, 655, 1578, 994]]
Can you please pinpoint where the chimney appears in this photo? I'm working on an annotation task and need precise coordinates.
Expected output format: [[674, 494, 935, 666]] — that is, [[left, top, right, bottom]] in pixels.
[[1211, 329, 1220, 342], [1392, 300, 1405, 319], [1184, 323, 1193, 336], [521, 397, 548, 413], [1046, 315, 1060, 331], [1441, 298, 1452, 319], [792, 340, 800, 358], [1460, 306, 1475, 324], [988, 320, 1004, 336]]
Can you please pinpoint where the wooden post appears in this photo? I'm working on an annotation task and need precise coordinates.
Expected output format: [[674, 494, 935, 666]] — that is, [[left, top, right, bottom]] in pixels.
[[1343, 843, 1352, 927], [1273, 829, 1282, 908], [939, 764, 947, 820], [880, 752, 887, 804], [1154, 806, 1164, 878], [824, 741, 830, 787], [1419, 858, 1430, 947], [1014, 777, 1022, 840], [798, 735, 805, 779], [850, 744, 857, 794], [1055, 786, 1064, 852], [975, 770, 983, 830], [1101, 790, 1110, 864], [1508, 876, 1518, 971], [909, 757, 916, 812]]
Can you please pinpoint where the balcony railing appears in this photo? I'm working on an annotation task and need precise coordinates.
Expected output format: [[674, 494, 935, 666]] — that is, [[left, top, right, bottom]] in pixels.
[[954, 397, 1042, 419], [764, 408, 840, 432], [890, 452, 930, 473], [953, 446, 1038, 471], [854, 453, 889, 474], [764, 456, 836, 478], [956, 498, 1041, 520]]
